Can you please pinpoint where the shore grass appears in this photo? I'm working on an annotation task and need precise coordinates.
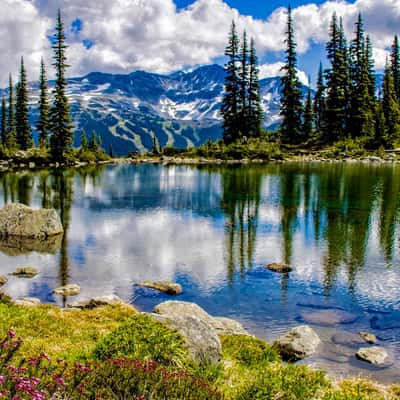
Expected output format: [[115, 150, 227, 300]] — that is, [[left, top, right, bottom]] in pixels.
[[0, 302, 398, 399]]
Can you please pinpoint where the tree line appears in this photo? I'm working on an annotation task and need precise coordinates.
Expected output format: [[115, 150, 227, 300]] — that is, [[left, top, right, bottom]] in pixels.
[[280, 7, 400, 148], [0, 10, 74, 161]]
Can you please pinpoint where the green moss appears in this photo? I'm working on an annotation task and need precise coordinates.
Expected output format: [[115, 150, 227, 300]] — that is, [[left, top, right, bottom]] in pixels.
[[93, 314, 189, 367], [221, 334, 280, 366]]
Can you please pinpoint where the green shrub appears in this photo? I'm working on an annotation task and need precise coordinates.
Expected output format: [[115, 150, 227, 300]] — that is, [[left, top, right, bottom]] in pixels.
[[221, 334, 280, 366], [93, 314, 189, 367], [163, 146, 187, 156], [238, 364, 328, 400]]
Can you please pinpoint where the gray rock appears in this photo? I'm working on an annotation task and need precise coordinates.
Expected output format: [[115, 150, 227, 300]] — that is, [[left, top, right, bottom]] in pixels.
[[136, 281, 182, 295], [68, 295, 125, 309], [53, 284, 80, 296], [212, 317, 248, 335], [150, 313, 222, 364], [300, 309, 357, 326], [332, 331, 364, 348], [266, 262, 293, 273], [10, 266, 39, 278], [356, 347, 388, 365], [274, 325, 321, 360], [359, 331, 377, 344], [0, 203, 63, 239], [14, 297, 41, 306], [0, 275, 8, 285], [0, 234, 62, 255]]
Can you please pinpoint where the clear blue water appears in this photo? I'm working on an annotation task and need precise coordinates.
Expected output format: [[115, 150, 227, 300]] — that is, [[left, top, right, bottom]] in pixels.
[[0, 162, 400, 383]]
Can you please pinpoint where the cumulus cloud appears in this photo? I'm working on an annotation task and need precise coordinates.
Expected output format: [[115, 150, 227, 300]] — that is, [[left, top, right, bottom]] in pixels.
[[259, 62, 309, 86], [0, 0, 398, 85]]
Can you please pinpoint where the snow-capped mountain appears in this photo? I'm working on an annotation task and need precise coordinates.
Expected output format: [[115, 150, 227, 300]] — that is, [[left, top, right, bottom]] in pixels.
[[4, 64, 308, 155]]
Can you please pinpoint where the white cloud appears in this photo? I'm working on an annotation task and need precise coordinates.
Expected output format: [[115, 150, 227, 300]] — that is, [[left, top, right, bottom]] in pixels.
[[259, 62, 309, 86], [0, 0, 398, 85]]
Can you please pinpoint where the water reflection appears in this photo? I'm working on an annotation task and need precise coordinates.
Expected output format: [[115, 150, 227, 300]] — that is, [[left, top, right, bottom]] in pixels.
[[0, 163, 399, 382]]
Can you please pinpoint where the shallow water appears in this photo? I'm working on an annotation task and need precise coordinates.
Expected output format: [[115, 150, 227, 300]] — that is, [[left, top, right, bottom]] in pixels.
[[1, 162, 400, 383]]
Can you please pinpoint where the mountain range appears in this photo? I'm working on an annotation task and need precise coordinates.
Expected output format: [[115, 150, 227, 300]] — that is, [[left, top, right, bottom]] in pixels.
[[3, 64, 309, 156]]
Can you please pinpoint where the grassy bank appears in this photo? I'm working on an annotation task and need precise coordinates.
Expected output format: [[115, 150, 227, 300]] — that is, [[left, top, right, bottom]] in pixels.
[[0, 302, 398, 399], [140, 136, 400, 163]]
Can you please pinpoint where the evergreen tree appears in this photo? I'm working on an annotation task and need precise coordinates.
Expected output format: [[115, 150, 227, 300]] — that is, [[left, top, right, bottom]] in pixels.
[[221, 20, 240, 143], [49, 9, 74, 161], [390, 35, 400, 101], [365, 36, 376, 101], [15, 57, 32, 150], [109, 144, 114, 158], [373, 99, 387, 147], [382, 62, 400, 147], [325, 14, 350, 141], [247, 38, 263, 137], [37, 58, 50, 148], [6, 75, 16, 149], [280, 5, 303, 144], [88, 131, 99, 152], [313, 62, 326, 134], [239, 30, 249, 136], [80, 129, 87, 150], [302, 85, 313, 139], [1, 98, 6, 145]]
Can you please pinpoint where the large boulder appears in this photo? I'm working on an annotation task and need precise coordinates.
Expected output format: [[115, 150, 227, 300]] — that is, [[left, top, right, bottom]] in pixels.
[[274, 325, 321, 360], [150, 313, 222, 364], [0, 203, 63, 239], [212, 317, 249, 335], [356, 347, 388, 365], [68, 295, 125, 309], [136, 281, 183, 295]]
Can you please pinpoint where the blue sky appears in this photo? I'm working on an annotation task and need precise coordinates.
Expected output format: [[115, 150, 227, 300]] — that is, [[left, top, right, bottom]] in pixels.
[[0, 0, 397, 85]]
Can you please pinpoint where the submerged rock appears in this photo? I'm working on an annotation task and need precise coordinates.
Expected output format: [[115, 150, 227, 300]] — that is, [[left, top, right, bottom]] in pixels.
[[0, 203, 63, 239], [136, 281, 182, 295], [300, 309, 357, 326], [265, 263, 293, 273], [356, 347, 388, 365], [10, 266, 39, 278], [359, 331, 377, 344], [53, 284, 81, 297], [14, 297, 41, 306], [331, 332, 364, 348], [274, 325, 321, 360], [68, 295, 125, 309], [0, 276, 8, 285], [370, 315, 400, 330]]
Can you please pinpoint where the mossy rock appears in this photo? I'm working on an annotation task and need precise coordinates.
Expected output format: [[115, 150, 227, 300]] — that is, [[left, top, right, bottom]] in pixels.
[[93, 314, 190, 367]]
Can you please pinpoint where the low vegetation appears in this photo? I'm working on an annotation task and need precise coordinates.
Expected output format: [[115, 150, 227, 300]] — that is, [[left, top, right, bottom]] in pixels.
[[0, 301, 398, 399]]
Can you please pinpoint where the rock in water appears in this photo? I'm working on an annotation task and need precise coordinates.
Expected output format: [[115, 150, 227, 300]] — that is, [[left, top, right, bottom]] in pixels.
[[68, 295, 125, 309], [136, 281, 182, 295], [10, 266, 39, 278], [14, 297, 41, 306], [53, 284, 81, 296], [0, 203, 63, 239], [356, 347, 388, 365], [300, 309, 357, 326], [359, 331, 377, 344], [0, 276, 8, 285], [150, 312, 222, 364], [274, 325, 321, 360], [265, 263, 293, 273]]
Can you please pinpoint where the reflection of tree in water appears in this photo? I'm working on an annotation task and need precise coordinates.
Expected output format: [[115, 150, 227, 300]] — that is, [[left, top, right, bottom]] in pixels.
[[220, 166, 262, 282]]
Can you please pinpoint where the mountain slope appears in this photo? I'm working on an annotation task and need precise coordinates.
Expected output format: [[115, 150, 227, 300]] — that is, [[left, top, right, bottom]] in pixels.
[[2, 64, 308, 156]]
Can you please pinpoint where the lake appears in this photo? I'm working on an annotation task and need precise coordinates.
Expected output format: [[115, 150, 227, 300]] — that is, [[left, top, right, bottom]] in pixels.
[[0, 162, 400, 383]]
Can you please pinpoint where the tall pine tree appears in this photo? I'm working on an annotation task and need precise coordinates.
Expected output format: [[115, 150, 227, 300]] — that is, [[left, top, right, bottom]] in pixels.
[[382, 62, 400, 147], [325, 14, 350, 141], [390, 35, 400, 101], [313, 62, 326, 135], [1, 98, 6, 145], [49, 9, 74, 161], [15, 57, 32, 150], [221, 20, 240, 144], [239, 30, 249, 136], [37, 58, 50, 148], [6, 75, 16, 149], [248, 38, 263, 137], [280, 5, 303, 144], [302, 85, 314, 140]]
